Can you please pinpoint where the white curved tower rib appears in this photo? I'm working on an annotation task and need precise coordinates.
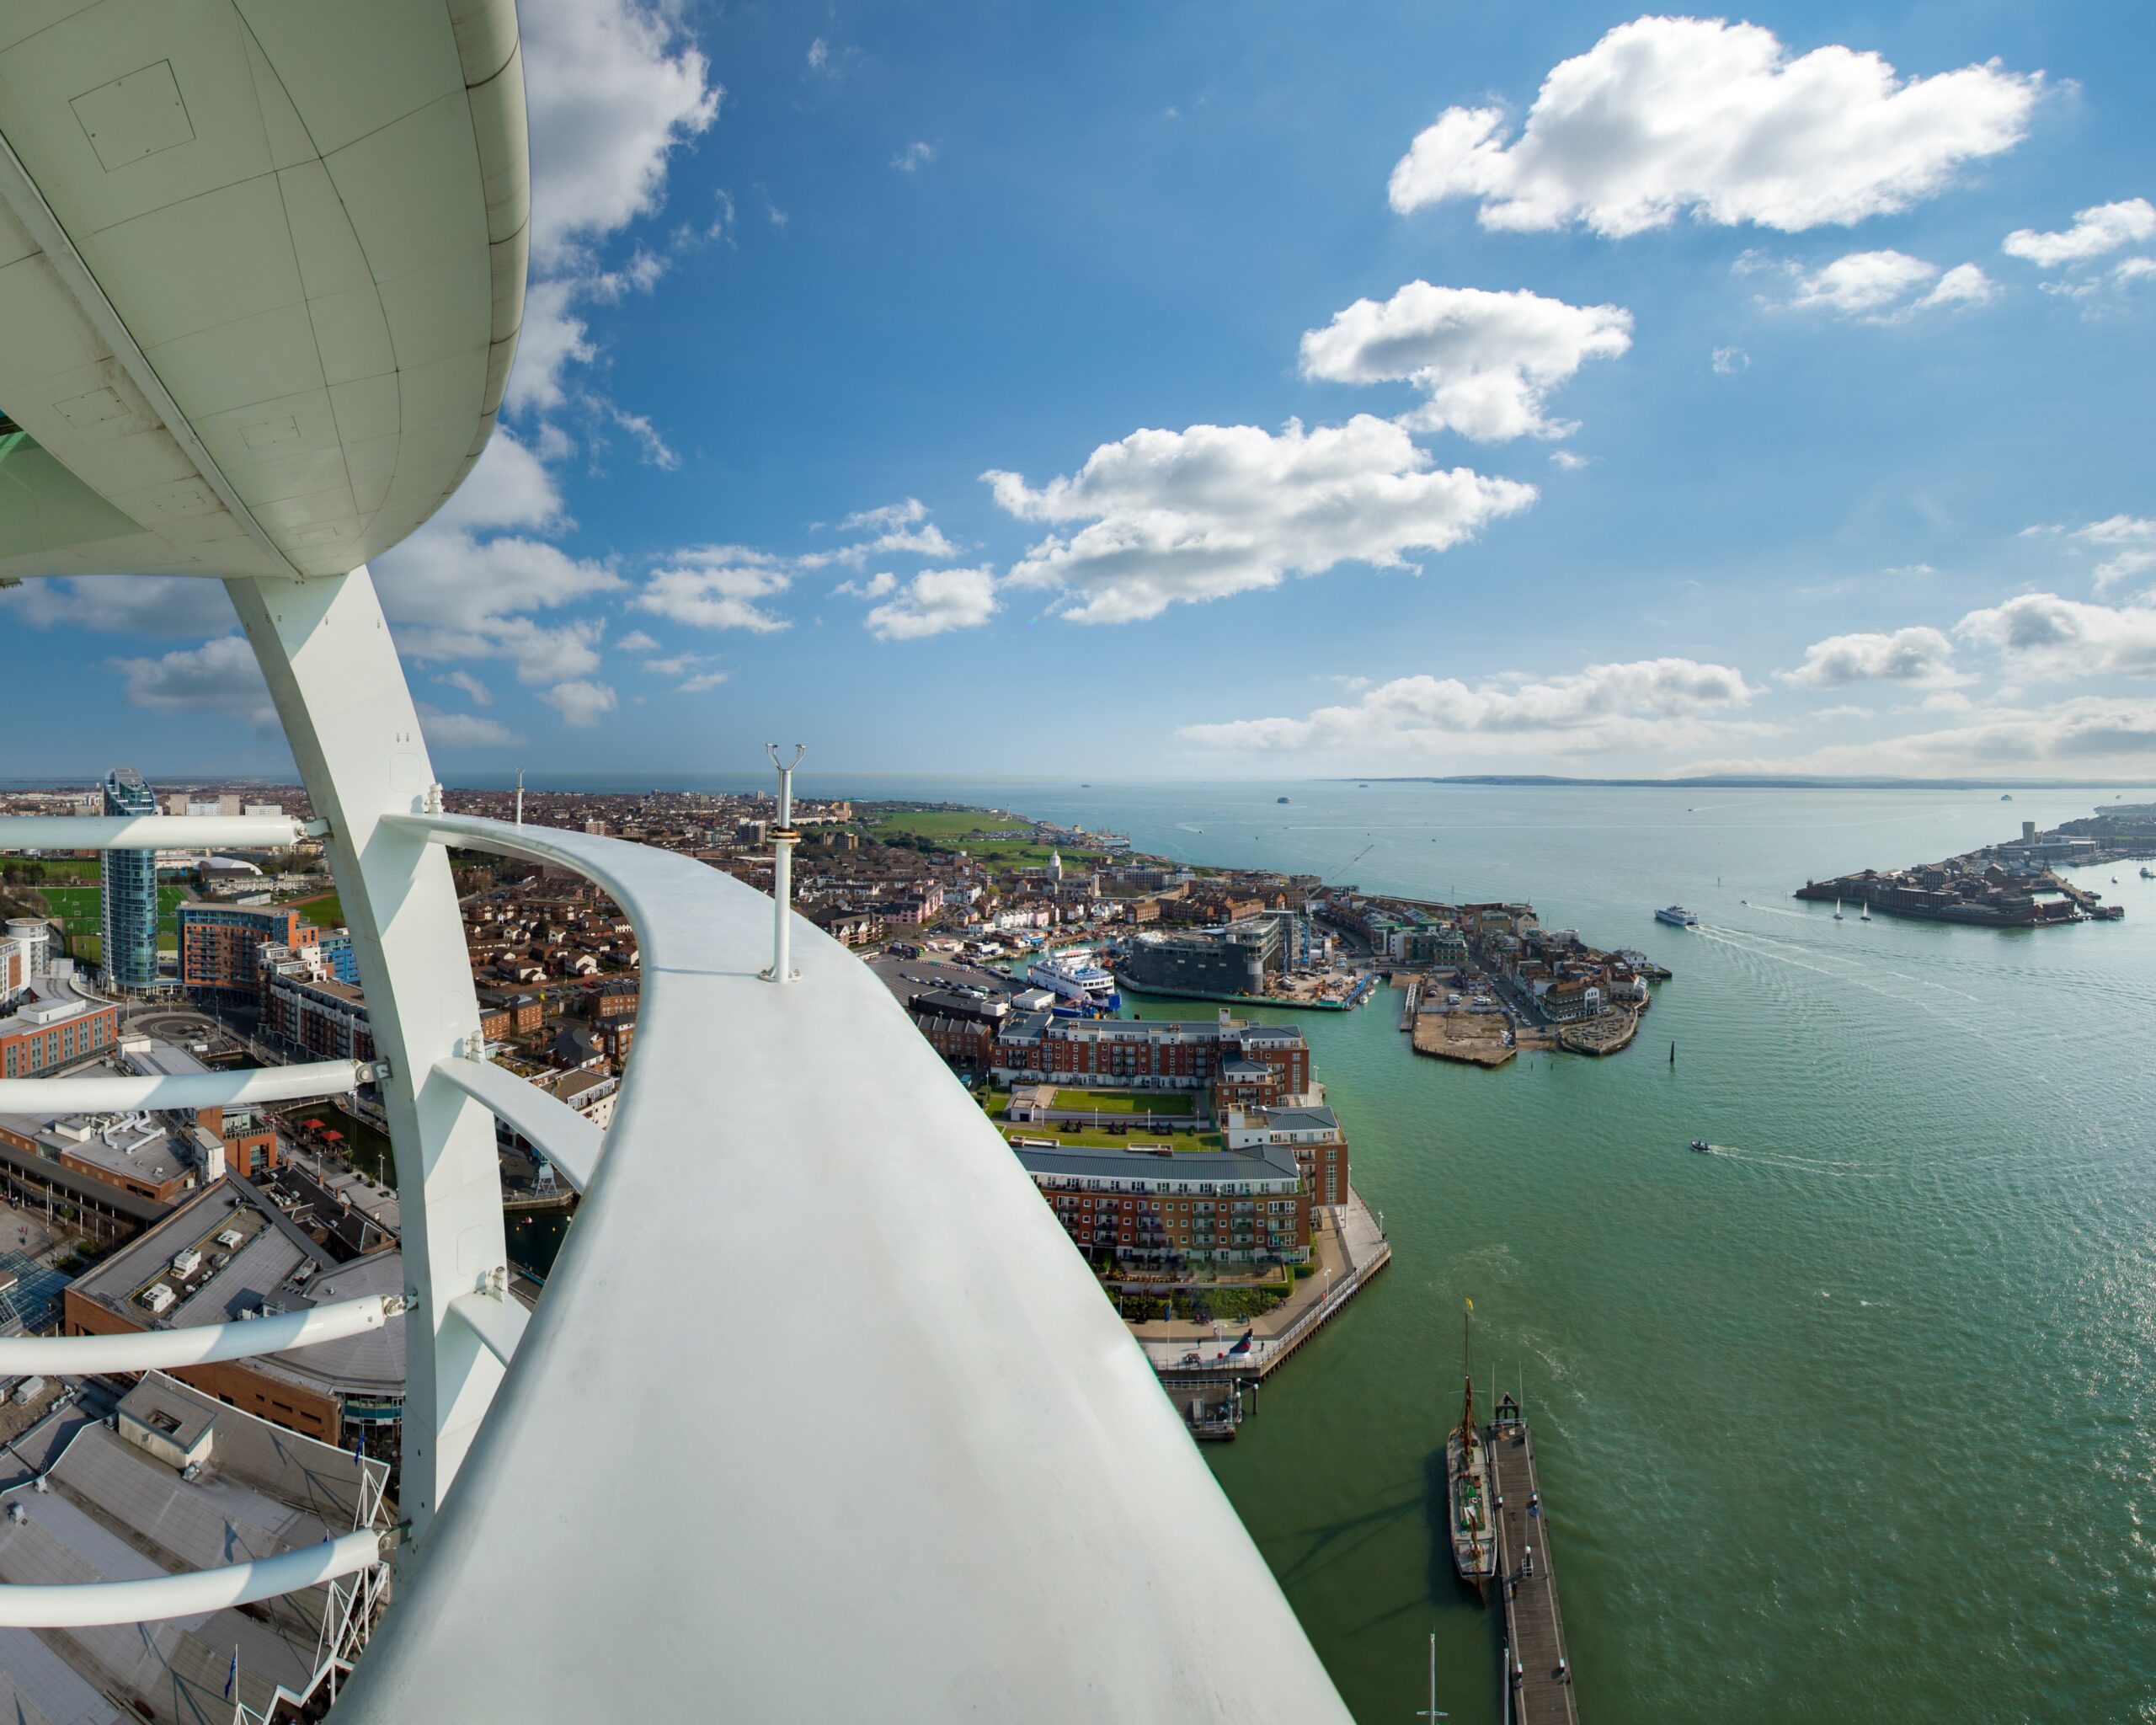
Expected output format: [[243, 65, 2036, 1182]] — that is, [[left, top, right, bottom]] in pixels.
[[227, 569, 509, 1535], [0, 4, 1354, 1717]]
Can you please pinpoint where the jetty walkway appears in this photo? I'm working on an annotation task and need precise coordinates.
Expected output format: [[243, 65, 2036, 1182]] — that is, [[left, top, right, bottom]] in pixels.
[[1489, 1401, 1577, 1723]]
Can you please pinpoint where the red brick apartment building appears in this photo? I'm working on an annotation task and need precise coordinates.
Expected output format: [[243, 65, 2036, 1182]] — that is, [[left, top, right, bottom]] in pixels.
[[264, 972, 374, 1061], [0, 991, 120, 1078], [990, 1012, 1310, 1108], [1014, 1138, 1310, 1266], [176, 904, 317, 1001]]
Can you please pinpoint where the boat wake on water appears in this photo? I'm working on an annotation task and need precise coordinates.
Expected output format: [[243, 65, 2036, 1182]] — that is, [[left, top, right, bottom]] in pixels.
[[1691, 1143, 1880, 1178]]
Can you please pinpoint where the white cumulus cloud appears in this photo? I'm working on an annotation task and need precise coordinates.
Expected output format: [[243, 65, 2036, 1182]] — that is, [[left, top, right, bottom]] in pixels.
[[509, 0, 719, 420], [4, 574, 234, 637], [2002, 198, 2156, 268], [632, 549, 792, 633], [987, 415, 1536, 624], [418, 707, 524, 750], [1767, 250, 1993, 319], [1778, 627, 1964, 687], [1181, 657, 1757, 758], [1955, 592, 2156, 681], [1298, 283, 1631, 441], [1389, 17, 2040, 237], [109, 635, 275, 730], [863, 567, 1000, 640], [521, 0, 722, 267], [540, 680, 619, 727]]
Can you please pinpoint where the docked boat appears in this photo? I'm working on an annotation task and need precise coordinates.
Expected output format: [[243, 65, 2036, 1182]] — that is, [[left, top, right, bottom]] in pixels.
[[1026, 950, 1122, 1013], [1447, 1306, 1497, 1591], [1654, 905, 1699, 927]]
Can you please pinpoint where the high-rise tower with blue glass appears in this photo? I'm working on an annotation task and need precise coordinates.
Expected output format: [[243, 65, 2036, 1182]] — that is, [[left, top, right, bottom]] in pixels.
[[99, 766, 162, 991]]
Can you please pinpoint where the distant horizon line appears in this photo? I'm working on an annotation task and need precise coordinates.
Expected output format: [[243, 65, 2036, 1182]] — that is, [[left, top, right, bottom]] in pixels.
[[3, 768, 2154, 796]]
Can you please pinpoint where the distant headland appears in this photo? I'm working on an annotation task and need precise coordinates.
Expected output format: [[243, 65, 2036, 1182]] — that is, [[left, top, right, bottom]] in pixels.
[[1329, 775, 2156, 792]]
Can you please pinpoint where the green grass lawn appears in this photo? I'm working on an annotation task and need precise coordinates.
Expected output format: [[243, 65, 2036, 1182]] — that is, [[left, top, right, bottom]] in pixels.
[[1041, 1087, 1195, 1117], [1, 857, 101, 883], [38, 884, 190, 949], [288, 890, 344, 928], [35, 885, 101, 933], [867, 809, 1106, 871]]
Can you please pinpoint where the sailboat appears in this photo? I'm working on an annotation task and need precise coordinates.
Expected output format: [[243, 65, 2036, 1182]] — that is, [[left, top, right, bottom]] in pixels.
[[1833, 900, 1844, 921], [1446, 1302, 1497, 1592]]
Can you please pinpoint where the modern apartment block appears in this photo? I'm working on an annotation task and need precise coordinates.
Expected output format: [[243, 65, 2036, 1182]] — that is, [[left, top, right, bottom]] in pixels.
[[990, 1010, 1311, 1113], [263, 968, 375, 1063], [1225, 1104, 1352, 1210], [177, 902, 320, 1002], [0, 969, 120, 1078], [99, 765, 163, 990], [1015, 1138, 1310, 1265]]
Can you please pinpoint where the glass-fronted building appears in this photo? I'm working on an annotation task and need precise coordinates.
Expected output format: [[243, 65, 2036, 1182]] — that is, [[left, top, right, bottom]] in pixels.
[[99, 766, 163, 991]]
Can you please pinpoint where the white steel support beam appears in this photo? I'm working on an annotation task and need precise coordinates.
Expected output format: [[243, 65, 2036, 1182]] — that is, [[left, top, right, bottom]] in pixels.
[[446, 1288, 529, 1367], [0, 1530, 384, 1629], [226, 567, 505, 1545], [0, 815, 307, 851], [0, 1295, 398, 1374], [0, 1059, 368, 1116], [427, 1055, 603, 1192]]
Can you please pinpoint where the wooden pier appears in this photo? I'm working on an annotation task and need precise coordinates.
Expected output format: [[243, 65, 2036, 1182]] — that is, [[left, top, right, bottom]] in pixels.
[[1489, 1397, 1577, 1723]]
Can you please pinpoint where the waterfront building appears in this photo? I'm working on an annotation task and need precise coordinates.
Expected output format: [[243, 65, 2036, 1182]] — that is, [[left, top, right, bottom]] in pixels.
[[1016, 1138, 1310, 1265], [991, 1011, 1310, 1108], [65, 1174, 404, 1446], [0, 969, 120, 1079], [178, 901, 320, 1003], [99, 766, 163, 991], [1119, 909, 1319, 999], [262, 962, 375, 1063], [1225, 1104, 1352, 1209]]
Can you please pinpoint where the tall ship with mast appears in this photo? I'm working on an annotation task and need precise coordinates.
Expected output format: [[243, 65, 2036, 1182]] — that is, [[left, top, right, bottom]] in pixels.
[[1447, 1302, 1497, 1593]]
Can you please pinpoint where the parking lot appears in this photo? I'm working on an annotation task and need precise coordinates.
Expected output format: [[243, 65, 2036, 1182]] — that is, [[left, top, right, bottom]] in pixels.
[[866, 949, 1032, 1011]]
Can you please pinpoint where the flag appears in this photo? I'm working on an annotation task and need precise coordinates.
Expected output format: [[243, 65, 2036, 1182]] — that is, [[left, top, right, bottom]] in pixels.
[[1227, 1331, 1254, 1357], [1465, 1297, 1473, 1311], [224, 1648, 237, 1700], [353, 1435, 365, 1466]]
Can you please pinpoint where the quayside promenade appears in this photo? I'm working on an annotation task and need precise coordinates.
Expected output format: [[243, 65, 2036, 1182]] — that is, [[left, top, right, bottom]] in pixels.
[[1491, 1399, 1579, 1724]]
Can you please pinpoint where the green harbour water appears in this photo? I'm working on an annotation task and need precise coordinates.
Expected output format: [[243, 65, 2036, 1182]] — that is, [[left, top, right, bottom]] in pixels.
[[493, 770, 2156, 1722], [954, 779, 2156, 1725]]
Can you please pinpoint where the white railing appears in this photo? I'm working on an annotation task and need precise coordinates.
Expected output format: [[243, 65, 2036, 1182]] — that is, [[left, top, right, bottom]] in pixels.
[[0, 1294, 400, 1374], [0, 1059, 370, 1116], [428, 1054, 602, 1191], [0, 814, 306, 851], [0, 1530, 385, 1628]]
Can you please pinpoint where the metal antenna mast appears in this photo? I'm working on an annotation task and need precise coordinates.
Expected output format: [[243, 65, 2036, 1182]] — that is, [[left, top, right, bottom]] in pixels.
[[763, 744, 805, 984]]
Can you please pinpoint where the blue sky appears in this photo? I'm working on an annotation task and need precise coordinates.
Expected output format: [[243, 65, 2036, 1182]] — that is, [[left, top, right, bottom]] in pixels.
[[8, 1, 2156, 780]]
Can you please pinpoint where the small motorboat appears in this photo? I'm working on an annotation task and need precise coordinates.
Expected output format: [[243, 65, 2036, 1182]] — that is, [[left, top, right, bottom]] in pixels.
[[1689, 1140, 1711, 1154]]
